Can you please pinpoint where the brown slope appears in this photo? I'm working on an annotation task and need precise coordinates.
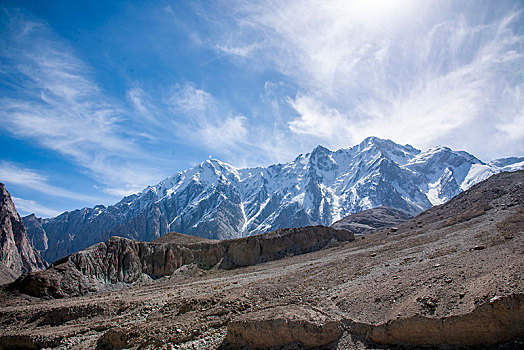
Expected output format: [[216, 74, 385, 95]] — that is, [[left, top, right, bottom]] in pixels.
[[152, 231, 218, 245], [330, 206, 412, 235], [0, 183, 47, 282], [225, 170, 524, 348], [0, 171, 522, 349]]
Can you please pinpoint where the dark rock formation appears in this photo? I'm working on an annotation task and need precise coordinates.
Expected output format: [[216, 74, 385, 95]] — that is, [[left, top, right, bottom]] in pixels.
[[330, 206, 412, 235], [0, 263, 18, 285], [0, 183, 47, 283], [11, 226, 354, 298], [22, 214, 48, 253], [219, 226, 352, 269]]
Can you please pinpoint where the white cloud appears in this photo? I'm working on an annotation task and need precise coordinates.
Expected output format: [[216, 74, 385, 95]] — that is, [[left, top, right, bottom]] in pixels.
[[102, 185, 144, 198], [157, 83, 254, 156], [494, 86, 524, 142], [127, 87, 150, 115], [11, 197, 61, 218], [288, 95, 354, 146], [215, 0, 524, 160], [0, 12, 161, 197], [216, 42, 261, 57], [0, 161, 100, 202], [164, 5, 174, 15], [166, 83, 214, 112], [198, 115, 248, 149]]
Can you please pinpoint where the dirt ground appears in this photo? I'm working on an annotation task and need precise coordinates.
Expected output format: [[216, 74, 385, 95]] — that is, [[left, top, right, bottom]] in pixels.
[[0, 171, 523, 349]]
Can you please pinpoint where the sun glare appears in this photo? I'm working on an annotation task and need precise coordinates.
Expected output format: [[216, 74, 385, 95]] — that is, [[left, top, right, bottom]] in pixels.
[[348, 0, 414, 21]]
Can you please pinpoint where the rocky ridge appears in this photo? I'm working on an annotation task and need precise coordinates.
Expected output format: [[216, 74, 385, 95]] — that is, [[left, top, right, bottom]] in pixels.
[[0, 183, 47, 284], [10, 226, 354, 298], [24, 137, 524, 263], [330, 206, 412, 235]]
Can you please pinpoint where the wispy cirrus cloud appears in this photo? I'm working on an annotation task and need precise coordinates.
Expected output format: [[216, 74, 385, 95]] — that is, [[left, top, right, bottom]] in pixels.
[[166, 83, 214, 112], [11, 197, 62, 218], [197, 115, 248, 150], [0, 10, 160, 197], [130, 82, 253, 157], [215, 42, 261, 58], [213, 0, 524, 160], [0, 161, 100, 203], [168, 84, 251, 155]]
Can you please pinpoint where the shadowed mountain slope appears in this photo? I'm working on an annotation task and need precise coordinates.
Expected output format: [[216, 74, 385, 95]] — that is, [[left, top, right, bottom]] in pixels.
[[0, 183, 47, 284]]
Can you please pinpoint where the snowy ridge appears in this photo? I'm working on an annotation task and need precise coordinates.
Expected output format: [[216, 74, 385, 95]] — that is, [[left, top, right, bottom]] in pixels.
[[24, 137, 524, 262]]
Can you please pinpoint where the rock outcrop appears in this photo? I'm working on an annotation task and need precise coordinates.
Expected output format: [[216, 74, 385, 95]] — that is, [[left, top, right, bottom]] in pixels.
[[345, 293, 524, 347], [225, 293, 524, 348], [0, 263, 18, 285], [225, 306, 343, 348], [11, 226, 354, 298], [330, 206, 412, 235], [0, 183, 47, 283], [220, 226, 353, 269], [22, 214, 48, 254]]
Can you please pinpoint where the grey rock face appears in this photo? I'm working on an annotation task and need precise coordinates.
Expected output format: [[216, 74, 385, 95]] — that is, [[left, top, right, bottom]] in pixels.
[[0, 263, 18, 285], [22, 214, 48, 253], [23, 137, 524, 263], [11, 226, 353, 298], [330, 206, 412, 235], [0, 183, 48, 281]]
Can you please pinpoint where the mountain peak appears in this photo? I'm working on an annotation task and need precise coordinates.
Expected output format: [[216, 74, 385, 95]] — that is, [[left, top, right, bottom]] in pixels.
[[362, 135, 384, 144], [311, 145, 331, 154], [201, 158, 238, 173], [308, 145, 337, 172], [361, 136, 417, 152], [0, 183, 17, 218], [21, 138, 524, 263], [0, 183, 48, 281], [355, 136, 420, 165]]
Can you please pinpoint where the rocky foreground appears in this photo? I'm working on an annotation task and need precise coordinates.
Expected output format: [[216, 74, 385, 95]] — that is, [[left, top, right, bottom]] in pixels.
[[0, 171, 523, 349]]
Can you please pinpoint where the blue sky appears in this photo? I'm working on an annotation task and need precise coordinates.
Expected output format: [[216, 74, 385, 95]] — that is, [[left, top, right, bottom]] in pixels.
[[0, 0, 523, 218]]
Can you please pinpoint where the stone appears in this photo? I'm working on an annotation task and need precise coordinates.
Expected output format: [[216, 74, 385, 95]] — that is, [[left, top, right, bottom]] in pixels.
[[362, 293, 524, 347], [225, 305, 343, 348]]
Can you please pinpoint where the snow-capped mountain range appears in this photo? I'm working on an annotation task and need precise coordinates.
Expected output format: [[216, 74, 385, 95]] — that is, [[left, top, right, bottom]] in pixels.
[[23, 137, 524, 263]]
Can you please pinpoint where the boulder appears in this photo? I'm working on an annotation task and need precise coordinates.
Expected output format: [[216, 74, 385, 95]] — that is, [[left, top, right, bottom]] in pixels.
[[225, 305, 343, 348]]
